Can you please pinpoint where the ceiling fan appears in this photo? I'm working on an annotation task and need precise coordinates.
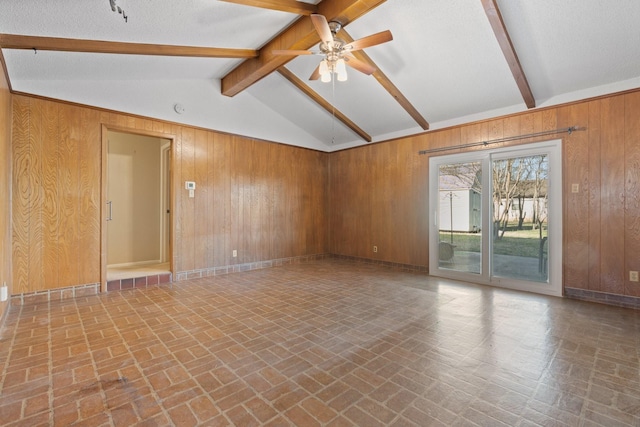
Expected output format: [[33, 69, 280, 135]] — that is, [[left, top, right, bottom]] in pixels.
[[273, 14, 393, 83]]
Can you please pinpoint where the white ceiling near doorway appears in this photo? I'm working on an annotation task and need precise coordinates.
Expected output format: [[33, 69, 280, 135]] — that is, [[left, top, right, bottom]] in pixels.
[[1, 0, 639, 152]]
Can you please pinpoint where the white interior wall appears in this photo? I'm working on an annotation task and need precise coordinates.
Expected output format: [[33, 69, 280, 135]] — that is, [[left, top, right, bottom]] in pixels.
[[107, 131, 166, 266]]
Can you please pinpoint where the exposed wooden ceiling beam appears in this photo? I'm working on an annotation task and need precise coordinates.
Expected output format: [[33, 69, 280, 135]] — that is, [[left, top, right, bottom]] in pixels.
[[221, 0, 387, 97], [0, 47, 12, 92], [0, 34, 257, 59], [338, 29, 430, 130], [219, 0, 318, 15], [480, 0, 535, 109], [278, 67, 371, 142]]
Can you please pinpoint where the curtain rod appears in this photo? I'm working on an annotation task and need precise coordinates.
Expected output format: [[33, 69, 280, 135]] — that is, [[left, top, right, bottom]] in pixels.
[[418, 126, 584, 155]]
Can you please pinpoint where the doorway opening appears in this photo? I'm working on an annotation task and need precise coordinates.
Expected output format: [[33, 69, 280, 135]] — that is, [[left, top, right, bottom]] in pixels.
[[101, 127, 173, 289], [429, 139, 562, 296]]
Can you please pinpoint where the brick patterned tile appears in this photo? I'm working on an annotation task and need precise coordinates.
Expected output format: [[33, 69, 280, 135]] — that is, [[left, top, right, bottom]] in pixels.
[[285, 405, 320, 427], [188, 395, 219, 422], [300, 397, 338, 424], [167, 403, 198, 426], [244, 396, 278, 423], [0, 400, 23, 424], [1, 259, 640, 426], [225, 404, 261, 426]]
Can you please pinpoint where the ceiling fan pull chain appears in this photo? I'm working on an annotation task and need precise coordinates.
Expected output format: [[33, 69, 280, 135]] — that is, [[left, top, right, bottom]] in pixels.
[[331, 76, 336, 144]]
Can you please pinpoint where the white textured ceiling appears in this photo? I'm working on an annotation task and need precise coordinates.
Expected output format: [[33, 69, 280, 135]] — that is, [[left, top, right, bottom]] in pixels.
[[2, 0, 640, 152]]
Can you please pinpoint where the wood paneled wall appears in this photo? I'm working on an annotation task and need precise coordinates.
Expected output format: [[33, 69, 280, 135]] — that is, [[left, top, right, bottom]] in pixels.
[[329, 90, 640, 298], [0, 59, 11, 320], [10, 89, 640, 299], [11, 95, 329, 294]]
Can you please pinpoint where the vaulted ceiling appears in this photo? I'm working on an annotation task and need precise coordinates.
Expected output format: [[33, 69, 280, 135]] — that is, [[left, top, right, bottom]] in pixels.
[[1, 0, 639, 152]]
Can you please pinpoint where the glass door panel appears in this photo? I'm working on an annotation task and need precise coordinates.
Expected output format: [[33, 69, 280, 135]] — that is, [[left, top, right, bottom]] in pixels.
[[437, 161, 482, 274], [491, 154, 549, 283]]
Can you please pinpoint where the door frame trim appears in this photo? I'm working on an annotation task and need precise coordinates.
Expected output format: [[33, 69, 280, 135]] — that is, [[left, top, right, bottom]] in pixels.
[[160, 141, 171, 264], [428, 139, 563, 297], [100, 124, 176, 292]]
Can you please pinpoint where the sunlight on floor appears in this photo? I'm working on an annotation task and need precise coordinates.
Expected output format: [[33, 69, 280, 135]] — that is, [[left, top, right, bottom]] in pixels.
[[107, 262, 170, 280]]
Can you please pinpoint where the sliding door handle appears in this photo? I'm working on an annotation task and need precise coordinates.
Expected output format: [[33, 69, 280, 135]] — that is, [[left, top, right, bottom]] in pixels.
[[106, 201, 113, 221]]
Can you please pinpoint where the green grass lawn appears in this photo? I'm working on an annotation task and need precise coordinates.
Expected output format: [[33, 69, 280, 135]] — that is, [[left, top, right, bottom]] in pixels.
[[439, 224, 547, 258]]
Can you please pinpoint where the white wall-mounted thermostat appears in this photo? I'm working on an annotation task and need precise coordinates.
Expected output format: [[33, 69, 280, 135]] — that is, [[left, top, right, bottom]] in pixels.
[[185, 181, 196, 198]]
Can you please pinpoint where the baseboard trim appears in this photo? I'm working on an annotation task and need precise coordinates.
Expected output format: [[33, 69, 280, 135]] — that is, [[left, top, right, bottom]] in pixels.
[[565, 287, 640, 310], [331, 254, 429, 273], [173, 253, 333, 281], [10, 283, 100, 306]]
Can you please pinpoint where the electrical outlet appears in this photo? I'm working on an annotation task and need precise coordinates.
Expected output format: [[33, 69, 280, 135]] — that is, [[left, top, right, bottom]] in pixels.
[[630, 271, 639, 282], [232, 250, 237, 258], [373, 246, 378, 253], [571, 183, 579, 193]]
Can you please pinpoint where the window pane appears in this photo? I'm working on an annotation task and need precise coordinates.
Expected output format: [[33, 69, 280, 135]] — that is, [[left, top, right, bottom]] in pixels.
[[438, 162, 482, 273], [491, 154, 549, 282]]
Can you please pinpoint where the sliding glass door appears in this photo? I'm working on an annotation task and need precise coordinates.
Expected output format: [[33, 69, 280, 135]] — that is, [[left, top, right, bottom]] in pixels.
[[429, 140, 562, 296]]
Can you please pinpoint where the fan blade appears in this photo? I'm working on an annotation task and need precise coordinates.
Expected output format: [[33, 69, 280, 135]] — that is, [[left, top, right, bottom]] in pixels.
[[344, 56, 376, 75], [272, 49, 313, 56], [311, 14, 334, 47], [343, 30, 393, 51], [309, 64, 321, 80]]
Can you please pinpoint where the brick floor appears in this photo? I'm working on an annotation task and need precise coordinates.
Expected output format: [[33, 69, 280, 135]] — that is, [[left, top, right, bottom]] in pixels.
[[1, 259, 640, 426]]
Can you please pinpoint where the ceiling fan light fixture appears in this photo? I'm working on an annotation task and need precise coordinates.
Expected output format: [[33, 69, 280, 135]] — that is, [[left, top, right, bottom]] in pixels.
[[319, 59, 332, 82], [336, 58, 347, 82], [319, 59, 329, 76]]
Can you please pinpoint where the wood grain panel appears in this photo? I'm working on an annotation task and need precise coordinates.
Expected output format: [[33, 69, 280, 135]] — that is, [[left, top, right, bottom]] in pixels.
[[250, 140, 266, 262], [371, 142, 391, 259], [79, 107, 101, 285], [230, 136, 243, 262], [242, 139, 254, 262], [599, 96, 626, 295], [211, 133, 230, 266], [12, 97, 30, 293], [194, 129, 209, 270], [179, 127, 195, 272], [410, 135, 429, 266], [502, 115, 521, 146], [587, 100, 602, 291], [171, 129, 182, 271], [486, 119, 504, 146], [560, 103, 589, 290], [310, 150, 328, 254], [282, 142, 297, 258], [624, 91, 640, 297], [519, 112, 535, 143], [348, 145, 366, 257], [42, 101, 60, 289], [207, 131, 216, 268], [27, 98, 44, 291], [58, 104, 80, 288], [270, 143, 287, 259], [460, 122, 488, 153], [542, 108, 558, 133]]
